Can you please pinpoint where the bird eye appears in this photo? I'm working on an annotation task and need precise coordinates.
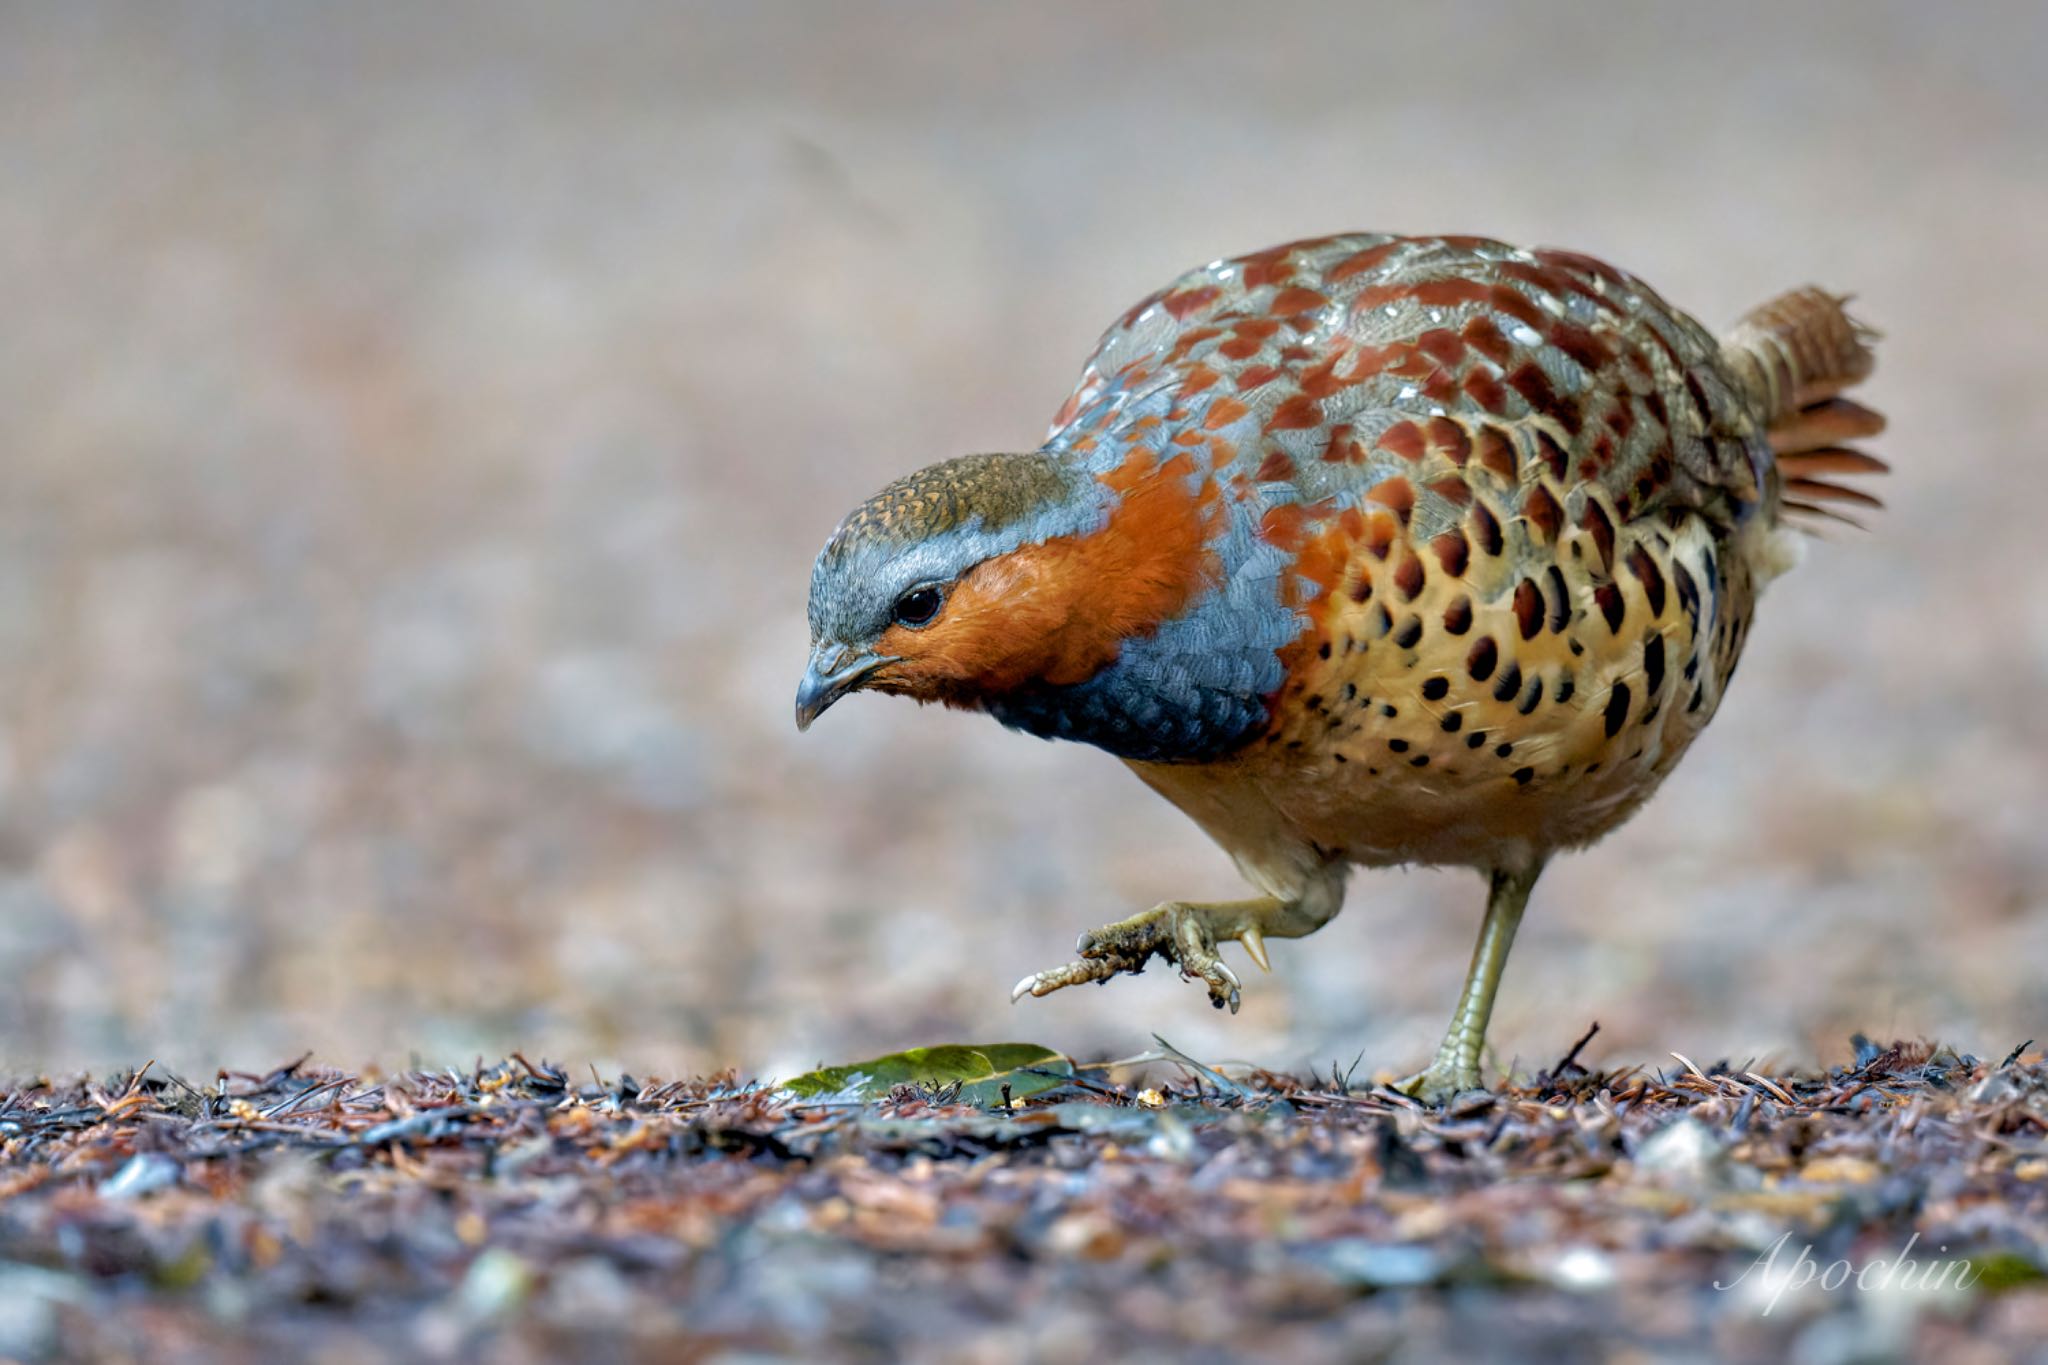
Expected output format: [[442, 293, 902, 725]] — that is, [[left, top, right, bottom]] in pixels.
[[891, 585, 944, 628]]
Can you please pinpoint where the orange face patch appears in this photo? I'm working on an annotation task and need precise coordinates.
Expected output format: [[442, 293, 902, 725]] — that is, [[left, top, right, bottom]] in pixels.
[[869, 450, 1225, 706]]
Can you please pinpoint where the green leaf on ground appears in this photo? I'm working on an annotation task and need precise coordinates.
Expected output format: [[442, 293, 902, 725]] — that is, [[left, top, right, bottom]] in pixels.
[[782, 1043, 1072, 1104]]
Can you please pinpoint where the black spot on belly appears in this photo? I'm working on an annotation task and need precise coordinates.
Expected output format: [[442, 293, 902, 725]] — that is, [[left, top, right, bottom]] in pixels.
[[1410, 754, 1430, 767], [1495, 742, 1513, 758], [1492, 662, 1522, 703], [1388, 738, 1410, 753], [1518, 675, 1543, 715], [1512, 766, 1534, 785], [1469, 502, 1503, 556], [1381, 702, 1399, 718], [1466, 636, 1498, 682], [1433, 531, 1470, 578], [1440, 711, 1462, 733], [1394, 616, 1424, 649], [1554, 675, 1575, 704], [1604, 682, 1632, 737], [1672, 559, 1700, 630], [1580, 499, 1616, 572], [1643, 633, 1666, 696], [1594, 582, 1626, 633], [1513, 580, 1543, 639], [1544, 566, 1571, 632], [1443, 595, 1473, 635], [1421, 676, 1450, 701], [1466, 731, 1486, 748], [1627, 544, 1668, 616]]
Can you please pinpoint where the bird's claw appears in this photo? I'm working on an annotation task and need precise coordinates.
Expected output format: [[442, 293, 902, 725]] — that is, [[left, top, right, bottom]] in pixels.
[[1011, 903, 1247, 1013]]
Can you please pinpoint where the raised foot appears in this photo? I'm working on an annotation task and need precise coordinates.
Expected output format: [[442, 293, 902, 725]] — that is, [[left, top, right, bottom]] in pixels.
[[1392, 1058, 1488, 1107], [1011, 902, 1269, 1013]]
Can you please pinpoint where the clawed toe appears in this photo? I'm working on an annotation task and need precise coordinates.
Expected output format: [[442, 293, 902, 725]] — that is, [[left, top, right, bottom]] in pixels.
[[1177, 946, 1242, 1012], [1010, 956, 1128, 1002], [1392, 1061, 1488, 1107], [1014, 903, 1248, 1012]]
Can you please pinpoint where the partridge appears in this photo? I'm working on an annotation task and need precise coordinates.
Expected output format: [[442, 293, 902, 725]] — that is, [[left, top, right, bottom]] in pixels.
[[797, 233, 1883, 1101]]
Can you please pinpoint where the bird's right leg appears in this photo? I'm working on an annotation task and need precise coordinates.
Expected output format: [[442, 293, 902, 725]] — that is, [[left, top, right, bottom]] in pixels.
[[1012, 880, 1343, 1014]]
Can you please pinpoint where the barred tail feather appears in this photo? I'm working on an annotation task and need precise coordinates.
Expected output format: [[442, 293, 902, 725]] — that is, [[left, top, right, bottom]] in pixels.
[[1722, 287, 1885, 530]]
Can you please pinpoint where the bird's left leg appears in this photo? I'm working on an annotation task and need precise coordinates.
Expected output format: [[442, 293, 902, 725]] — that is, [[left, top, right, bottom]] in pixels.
[[1395, 861, 1545, 1104], [1012, 880, 1343, 1014]]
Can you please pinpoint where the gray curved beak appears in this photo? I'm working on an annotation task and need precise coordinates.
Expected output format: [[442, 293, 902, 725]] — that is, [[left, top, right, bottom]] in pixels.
[[795, 646, 896, 731]]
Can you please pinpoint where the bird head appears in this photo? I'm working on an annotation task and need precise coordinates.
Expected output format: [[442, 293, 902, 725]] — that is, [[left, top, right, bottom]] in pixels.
[[797, 448, 1225, 730]]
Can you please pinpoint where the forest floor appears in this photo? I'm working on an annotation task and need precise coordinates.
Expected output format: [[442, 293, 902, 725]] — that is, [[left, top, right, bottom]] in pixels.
[[1, 1033, 2045, 1363]]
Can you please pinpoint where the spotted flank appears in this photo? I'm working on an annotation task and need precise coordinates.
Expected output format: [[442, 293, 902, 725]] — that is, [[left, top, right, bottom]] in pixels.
[[1007, 235, 1874, 864]]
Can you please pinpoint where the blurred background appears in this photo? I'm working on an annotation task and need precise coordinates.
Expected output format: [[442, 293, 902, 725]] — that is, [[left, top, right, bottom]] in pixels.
[[1, 2, 2043, 1082]]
